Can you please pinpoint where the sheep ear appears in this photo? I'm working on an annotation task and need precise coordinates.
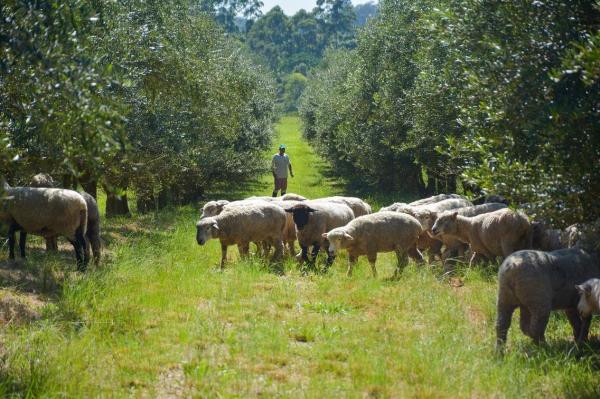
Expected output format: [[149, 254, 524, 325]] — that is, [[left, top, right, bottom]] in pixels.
[[307, 207, 317, 213], [285, 208, 294, 213], [576, 284, 590, 295], [321, 233, 328, 239], [450, 211, 458, 219], [344, 232, 354, 240]]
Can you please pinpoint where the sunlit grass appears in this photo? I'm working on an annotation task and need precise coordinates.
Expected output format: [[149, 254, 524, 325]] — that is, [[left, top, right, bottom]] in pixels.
[[1, 116, 599, 398]]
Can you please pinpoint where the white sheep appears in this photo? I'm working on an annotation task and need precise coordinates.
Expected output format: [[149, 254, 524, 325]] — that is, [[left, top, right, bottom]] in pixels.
[[431, 208, 532, 266], [316, 196, 372, 217], [29, 174, 102, 265], [323, 211, 423, 278], [408, 193, 465, 207], [285, 201, 354, 268], [195, 202, 287, 269], [380, 198, 473, 262], [1, 180, 90, 269], [433, 203, 508, 263]]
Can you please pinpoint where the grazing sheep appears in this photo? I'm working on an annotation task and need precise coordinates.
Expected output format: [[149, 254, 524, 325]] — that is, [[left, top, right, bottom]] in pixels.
[[401, 198, 474, 231], [434, 203, 508, 263], [317, 196, 372, 217], [379, 202, 410, 213], [496, 248, 600, 348], [280, 193, 307, 201], [201, 199, 297, 255], [30, 173, 56, 188], [0, 181, 89, 270], [196, 202, 287, 269], [409, 194, 465, 207], [285, 201, 354, 267], [383, 198, 473, 263], [472, 194, 510, 206], [576, 278, 600, 342], [29, 174, 102, 265], [323, 211, 423, 278], [531, 221, 567, 252], [431, 208, 531, 266]]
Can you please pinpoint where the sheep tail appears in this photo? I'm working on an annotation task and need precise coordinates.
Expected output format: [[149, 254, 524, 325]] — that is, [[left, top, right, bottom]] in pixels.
[[78, 207, 88, 238]]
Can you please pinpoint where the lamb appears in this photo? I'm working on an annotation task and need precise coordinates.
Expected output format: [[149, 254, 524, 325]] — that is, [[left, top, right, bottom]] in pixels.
[[323, 211, 423, 278], [496, 248, 600, 348], [433, 203, 508, 263], [408, 193, 465, 207], [1, 179, 89, 270], [285, 201, 354, 267], [29, 174, 102, 265], [196, 202, 287, 269], [431, 208, 531, 266], [316, 196, 372, 217]]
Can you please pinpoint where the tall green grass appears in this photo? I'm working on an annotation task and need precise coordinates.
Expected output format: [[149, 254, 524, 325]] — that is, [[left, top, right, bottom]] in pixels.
[[1, 116, 599, 398]]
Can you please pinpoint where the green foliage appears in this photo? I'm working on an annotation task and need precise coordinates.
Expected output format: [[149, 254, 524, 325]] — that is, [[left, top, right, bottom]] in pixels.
[[281, 72, 308, 112], [1, 0, 276, 212], [301, 0, 600, 224]]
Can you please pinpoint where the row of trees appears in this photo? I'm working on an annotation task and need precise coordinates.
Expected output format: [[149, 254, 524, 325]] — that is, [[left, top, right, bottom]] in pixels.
[[300, 0, 600, 225], [1, 0, 275, 216]]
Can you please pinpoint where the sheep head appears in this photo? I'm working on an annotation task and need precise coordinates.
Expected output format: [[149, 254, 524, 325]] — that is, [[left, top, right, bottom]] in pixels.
[[196, 217, 219, 245], [285, 204, 317, 230], [322, 229, 353, 253], [201, 200, 229, 219], [576, 279, 600, 317], [431, 211, 459, 237]]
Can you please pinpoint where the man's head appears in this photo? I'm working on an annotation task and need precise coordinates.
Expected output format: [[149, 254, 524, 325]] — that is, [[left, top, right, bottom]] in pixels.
[[279, 144, 286, 155]]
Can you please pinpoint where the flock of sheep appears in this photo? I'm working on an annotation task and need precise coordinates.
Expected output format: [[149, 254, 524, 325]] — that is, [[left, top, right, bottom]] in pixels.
[[196, 192, 600, 350], [1, 174, 599, 352]]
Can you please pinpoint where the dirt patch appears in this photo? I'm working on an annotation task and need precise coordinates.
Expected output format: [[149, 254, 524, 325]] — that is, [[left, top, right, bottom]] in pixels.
[[0, 289, 44, 326], [155, 364, 187, 399]]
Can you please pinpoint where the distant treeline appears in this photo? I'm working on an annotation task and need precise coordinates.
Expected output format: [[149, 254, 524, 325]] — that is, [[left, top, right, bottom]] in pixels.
[[300, 0, 600, 226], [233, 1, 378, 111], [1, 0, 275, 216]]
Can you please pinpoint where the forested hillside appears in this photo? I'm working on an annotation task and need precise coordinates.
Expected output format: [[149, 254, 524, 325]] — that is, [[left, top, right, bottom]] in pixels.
[[300, 0, 600, 226]]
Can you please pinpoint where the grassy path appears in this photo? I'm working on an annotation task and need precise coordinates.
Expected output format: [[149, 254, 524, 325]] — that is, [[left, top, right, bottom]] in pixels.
[[1, 117, 599, 397]]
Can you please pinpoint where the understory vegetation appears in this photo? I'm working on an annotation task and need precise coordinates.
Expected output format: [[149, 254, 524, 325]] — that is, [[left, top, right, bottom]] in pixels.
[[1, 117, 599, 398], [300, 0, 600, 226]]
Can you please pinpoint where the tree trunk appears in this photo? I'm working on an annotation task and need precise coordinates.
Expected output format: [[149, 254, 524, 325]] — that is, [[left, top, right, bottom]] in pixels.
[[106, 190, 131, 218], [80, 179, 98, 199]]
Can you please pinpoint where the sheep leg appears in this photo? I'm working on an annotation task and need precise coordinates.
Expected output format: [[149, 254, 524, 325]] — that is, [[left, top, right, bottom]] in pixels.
[[519, 306, 532, 337], [19, 231, 27, 258], [271, 239, 284, 262], [238, 243, 250, 259], [496, 301, 517, 350], [298, 245, 309, 263], [564, 308, 583, 342], [394, 249, 408, 277], [367, 253, 378, 278], [46, 236, 58, 252], [407, 246, 424, 264], [220, 243, 228, 269], [347, 255, 357, 277], [469, 252, 486, 267], [310, 244, 320, 261], [286, 241, 296, 256], [325, 250, 335, 271], [7, 224, 18, 260], [528, 309, 551, 345], [577, 315, 592, 344]]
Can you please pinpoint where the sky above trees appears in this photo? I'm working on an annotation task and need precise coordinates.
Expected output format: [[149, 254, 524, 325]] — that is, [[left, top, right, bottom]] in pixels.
[[261, 0, 375, 15]]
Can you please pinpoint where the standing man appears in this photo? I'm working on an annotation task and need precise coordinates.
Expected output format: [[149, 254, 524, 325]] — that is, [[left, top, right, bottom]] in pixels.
[[272, 144, 294, 197]]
